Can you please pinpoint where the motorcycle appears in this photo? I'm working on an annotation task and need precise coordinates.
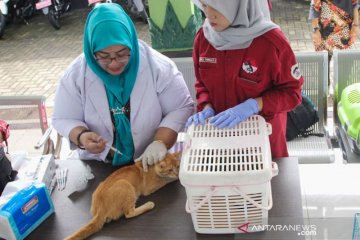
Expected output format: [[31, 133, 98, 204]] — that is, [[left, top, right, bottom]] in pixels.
[[87, 0, 148, 23], [117, 0, 148, 23], [88, 0, 112, 10], [0, 0, 9, 37], [35, 0, 70, 30], [127, 0, 148, 23], [0, 0, 35, 38]]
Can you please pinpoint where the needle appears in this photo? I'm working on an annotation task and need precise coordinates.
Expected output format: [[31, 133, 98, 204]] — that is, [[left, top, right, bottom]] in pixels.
[[106, 143, 123, 155]]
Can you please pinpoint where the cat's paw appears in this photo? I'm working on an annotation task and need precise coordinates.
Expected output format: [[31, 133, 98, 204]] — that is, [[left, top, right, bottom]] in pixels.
[[146, 201, 155, 209]]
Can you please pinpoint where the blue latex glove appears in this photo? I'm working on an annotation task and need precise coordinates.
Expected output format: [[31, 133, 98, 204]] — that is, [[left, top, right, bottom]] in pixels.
[[210, 99, 259, 128], [185, 107, 215, 128]]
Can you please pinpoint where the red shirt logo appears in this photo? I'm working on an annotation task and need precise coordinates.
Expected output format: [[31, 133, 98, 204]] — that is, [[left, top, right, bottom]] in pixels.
[[242, 59, 258, 74]]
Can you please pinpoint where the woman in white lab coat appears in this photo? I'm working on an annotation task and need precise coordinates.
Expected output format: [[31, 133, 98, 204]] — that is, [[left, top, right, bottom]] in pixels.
[[52, 3, 194, 170]]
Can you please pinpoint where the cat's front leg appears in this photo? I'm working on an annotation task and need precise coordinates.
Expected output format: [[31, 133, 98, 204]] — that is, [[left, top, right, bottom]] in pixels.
[[124, 201, 155, 218], [142, 179, 176, 196]]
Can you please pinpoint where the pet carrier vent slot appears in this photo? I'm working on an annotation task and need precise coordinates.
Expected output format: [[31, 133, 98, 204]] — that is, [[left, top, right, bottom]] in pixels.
[[187, 148, 264, 173], [193, 193, 263, 229], [191, 120, 261, 139], [348, 89, 360, 104]]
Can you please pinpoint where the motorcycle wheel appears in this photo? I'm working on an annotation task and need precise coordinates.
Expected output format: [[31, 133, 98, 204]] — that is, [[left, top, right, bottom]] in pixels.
[[0, 12, 5, 38], [48, 8, 61, 30], [140, 10, 148, 24]]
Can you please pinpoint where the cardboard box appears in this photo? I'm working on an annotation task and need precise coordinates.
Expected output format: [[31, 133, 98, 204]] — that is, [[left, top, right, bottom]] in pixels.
[[17, 154, 56, 191]]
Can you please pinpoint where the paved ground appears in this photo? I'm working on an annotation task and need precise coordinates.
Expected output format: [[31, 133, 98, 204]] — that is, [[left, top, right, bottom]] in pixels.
[[0, 0, 359, 108], [0, 5, 149, 108]]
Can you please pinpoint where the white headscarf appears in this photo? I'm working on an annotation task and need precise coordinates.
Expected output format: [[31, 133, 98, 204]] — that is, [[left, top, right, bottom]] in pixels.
[[192, 0, 279, 50], [260, 0, 271, 20]]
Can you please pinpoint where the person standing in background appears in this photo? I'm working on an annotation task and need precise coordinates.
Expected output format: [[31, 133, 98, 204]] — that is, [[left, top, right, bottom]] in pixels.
[[309, 0, 359, 59], [186, 0, 304, 158]]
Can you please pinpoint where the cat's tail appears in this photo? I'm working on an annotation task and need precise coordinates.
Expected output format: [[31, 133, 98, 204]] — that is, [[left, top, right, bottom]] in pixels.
[[64, 213, 105, 240]]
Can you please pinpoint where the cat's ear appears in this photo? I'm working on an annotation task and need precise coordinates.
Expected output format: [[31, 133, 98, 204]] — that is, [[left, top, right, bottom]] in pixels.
[[159, 161, 166, 169]]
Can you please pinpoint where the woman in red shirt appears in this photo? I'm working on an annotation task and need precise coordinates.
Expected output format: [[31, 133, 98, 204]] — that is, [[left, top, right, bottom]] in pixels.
[[186, 0, 304, 158]]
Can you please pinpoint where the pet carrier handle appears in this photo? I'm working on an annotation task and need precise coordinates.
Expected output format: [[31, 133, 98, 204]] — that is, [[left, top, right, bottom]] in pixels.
[[185, 187, 218, 213], [233, 183, 273, 211], [177, 132, 191, 149], [266, 123, 272, 135], [272, 162, 279, 177]]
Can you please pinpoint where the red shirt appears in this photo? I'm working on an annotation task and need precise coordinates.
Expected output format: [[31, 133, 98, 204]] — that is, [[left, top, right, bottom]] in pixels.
[[193, 28, 304, 158]]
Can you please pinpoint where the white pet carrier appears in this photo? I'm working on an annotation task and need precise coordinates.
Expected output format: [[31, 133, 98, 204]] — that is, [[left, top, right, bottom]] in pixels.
[[178, 115, 278, 234]]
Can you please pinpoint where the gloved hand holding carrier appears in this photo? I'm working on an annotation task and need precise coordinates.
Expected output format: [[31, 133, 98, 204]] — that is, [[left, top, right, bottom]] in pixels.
[[177, 115, 278, 234]]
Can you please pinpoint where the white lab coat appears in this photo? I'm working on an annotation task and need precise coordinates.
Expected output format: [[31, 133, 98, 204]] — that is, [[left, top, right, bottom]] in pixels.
[[52, 40, 194, 162]]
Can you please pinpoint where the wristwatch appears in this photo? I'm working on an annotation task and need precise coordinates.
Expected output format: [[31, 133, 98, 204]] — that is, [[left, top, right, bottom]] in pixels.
[[312, 26, 320, 33]]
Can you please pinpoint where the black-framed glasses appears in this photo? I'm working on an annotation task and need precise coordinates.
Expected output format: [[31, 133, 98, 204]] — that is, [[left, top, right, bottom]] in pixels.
[[94, 50, 131, 66]]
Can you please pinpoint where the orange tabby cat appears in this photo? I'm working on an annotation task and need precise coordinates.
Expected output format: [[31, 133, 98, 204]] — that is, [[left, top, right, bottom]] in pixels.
[[64, 152, 181, 240]]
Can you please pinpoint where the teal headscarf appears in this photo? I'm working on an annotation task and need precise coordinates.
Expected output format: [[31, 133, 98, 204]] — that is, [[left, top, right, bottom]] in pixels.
[[84, 3, 139, 166]]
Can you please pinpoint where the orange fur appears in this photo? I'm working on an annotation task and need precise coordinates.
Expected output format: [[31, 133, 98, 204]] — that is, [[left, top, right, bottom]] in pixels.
[[64, 152, 181, 240]]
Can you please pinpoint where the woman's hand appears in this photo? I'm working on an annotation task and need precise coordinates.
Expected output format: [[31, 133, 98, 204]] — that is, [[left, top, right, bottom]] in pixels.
[[185, 107, 215, 127], [210, 98, 259, 128], [135, 140, 167, 172], [79, 131, 106, 154]]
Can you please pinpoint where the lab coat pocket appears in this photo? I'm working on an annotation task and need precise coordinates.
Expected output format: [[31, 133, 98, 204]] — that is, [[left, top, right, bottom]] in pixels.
[[236, 76, 264, 100], [237, 76, 262, 90], [238, 77, 260, 85]]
